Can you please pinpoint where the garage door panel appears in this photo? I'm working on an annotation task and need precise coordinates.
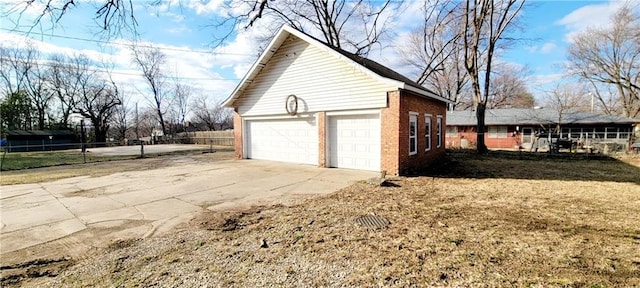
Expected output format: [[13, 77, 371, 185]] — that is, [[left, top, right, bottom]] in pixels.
[[246, 118, 318, 165], [329, 114, 380, 171]]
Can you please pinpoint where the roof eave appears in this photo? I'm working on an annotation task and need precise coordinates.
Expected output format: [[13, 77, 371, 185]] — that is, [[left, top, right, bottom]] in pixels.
[[401, 85, 454, 104]]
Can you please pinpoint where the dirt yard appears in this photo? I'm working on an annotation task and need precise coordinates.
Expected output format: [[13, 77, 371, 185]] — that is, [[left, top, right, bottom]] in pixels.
[[3, 151, 640, 287]]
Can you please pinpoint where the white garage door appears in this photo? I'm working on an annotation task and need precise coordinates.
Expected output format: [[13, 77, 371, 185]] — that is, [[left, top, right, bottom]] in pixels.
[[329, 114, 381, 171], [246, 118, 318, 165]]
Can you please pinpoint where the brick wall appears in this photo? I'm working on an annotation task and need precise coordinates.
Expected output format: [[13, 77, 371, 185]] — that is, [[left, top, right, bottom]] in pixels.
[[317, 111, 327, 168], [382, 90, 447, 175], [446, 125, 520, 149], [399, 90, 447, 174], [381, 91, 401, 174], [233, 111, 243, 159]]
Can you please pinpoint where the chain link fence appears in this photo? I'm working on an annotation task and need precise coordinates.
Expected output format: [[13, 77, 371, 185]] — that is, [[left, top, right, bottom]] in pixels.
[[1, 134, 234, 171]]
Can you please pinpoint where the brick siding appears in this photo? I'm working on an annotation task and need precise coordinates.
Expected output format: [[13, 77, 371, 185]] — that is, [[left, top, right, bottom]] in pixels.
[[381, 91, 401, 175], [317, 111, 327, 168], [398, 90, 447, 174], [233, 111, 243, 159], [446, 125, 520, 149]]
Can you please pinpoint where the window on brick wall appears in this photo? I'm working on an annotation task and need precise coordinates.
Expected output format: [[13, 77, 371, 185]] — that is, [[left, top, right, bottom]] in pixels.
[[436, 116, 442, 148], [488, 126, 508, 138], [425, 114, 432, 151], [409, 113, 418, 155]]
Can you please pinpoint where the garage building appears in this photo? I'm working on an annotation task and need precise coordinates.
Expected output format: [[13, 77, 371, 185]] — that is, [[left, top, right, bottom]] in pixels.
[[222, 26, 449, 175]]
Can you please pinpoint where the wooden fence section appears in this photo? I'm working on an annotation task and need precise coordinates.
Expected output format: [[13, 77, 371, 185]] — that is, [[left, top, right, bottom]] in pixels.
[[177, 131, 234, 146]]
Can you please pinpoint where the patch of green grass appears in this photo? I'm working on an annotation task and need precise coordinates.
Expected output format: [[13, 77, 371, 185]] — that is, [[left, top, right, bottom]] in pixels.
[[0, 150, 134, 171], [0, 148, 221, 171]]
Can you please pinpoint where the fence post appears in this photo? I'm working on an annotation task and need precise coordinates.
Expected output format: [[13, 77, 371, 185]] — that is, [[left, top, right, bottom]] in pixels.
[[0, 149, 6, 170], [209, 138, 213, 153]]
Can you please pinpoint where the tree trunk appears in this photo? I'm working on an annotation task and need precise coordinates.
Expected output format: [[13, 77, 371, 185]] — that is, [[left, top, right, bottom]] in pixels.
[[37, 109, 46, 130], [157, 108, 166, 137], [92, 120, 109, 147], [476, 103, 488, 154]]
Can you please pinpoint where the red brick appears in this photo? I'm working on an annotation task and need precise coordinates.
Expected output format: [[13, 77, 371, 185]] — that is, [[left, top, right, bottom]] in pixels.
[[233, 111, 243, 159]]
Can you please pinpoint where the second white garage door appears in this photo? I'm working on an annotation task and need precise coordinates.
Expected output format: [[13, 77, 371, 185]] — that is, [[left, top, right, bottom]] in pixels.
[[246, 118, 318, 165], [328, 114, 381, 171]]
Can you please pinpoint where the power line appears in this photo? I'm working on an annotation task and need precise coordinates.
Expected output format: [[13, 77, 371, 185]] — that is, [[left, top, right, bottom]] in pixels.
[[0, 57, 241, 82], [0, 28, 257, 57]]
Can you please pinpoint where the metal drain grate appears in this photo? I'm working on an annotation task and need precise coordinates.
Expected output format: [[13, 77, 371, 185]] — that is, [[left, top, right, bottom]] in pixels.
[[355, 214, 390, 228]]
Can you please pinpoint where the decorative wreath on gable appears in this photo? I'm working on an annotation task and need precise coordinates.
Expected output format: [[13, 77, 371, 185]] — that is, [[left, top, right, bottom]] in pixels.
[[285, 94, 298, 116]]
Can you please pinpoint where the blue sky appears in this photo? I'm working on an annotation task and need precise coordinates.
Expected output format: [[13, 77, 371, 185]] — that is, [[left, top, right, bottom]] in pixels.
[[0, 0, 634, 105]]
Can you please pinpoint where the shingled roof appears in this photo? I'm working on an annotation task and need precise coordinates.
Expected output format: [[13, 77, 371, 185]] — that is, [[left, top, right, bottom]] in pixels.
[[447, 108, 639, 126]]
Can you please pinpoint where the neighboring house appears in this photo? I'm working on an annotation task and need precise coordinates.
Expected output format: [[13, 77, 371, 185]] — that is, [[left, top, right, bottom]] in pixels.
[[446, 108, 638, 150], [222, 25, 450, 175], [4, 130, 76, 152]]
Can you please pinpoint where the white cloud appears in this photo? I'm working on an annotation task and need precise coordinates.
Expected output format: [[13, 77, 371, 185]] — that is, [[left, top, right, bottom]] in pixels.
[[0, 30, 239, 103], [531, 73, 565, 87], [185, 0, 225, 15], [522, 42, 556, 55], [556, 0, 628, 42], [539, 42, 556, 54], [524, 46, 537, 53]]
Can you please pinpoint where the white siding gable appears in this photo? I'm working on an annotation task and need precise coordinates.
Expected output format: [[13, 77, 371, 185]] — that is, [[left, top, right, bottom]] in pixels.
[[235, 35, 396, 116]]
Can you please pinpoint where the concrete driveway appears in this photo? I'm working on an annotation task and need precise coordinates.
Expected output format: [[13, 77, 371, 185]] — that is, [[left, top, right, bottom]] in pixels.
[[0, 160, 376, 262]]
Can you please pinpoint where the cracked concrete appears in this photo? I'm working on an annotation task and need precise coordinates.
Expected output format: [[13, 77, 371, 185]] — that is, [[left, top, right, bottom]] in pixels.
[[0, 159, 376, 262]]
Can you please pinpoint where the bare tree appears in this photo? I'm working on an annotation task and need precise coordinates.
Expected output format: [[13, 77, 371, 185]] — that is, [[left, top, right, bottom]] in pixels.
[[0, 45, 33, 96], [74, 85, 121, 145], [169, 81, 191, 136], [0, 44, 53, 129], [487, 63, 534, 109], [62, 54, 121, 145], [398, 0, 470, 110], [461, 0, 525, 153], [191, 95, 226, 131], [543, 83, 590, 132], [218, 0, 403, 56], [132, 45, 168, 136], [47, 54, 84, 129], [5, 0, 138, 37], [566, 5, 640, 118], [110, 88, 131, 143], [136, 107, 159, 139], [23, 55, 53, 130]]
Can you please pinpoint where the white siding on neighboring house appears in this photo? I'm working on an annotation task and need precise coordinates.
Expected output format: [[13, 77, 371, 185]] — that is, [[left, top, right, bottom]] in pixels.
[[235, 35, 396, 116]]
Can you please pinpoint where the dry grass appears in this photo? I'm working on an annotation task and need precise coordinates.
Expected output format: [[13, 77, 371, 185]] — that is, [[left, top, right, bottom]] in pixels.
[[10, 151, 640, 287]]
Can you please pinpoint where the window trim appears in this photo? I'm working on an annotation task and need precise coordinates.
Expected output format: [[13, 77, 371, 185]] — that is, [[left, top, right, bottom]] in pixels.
[[409, 112, 418, 155], [436, 115, 443, 148], [425, 114, 432, 151], [488, 126, 508, 138]]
